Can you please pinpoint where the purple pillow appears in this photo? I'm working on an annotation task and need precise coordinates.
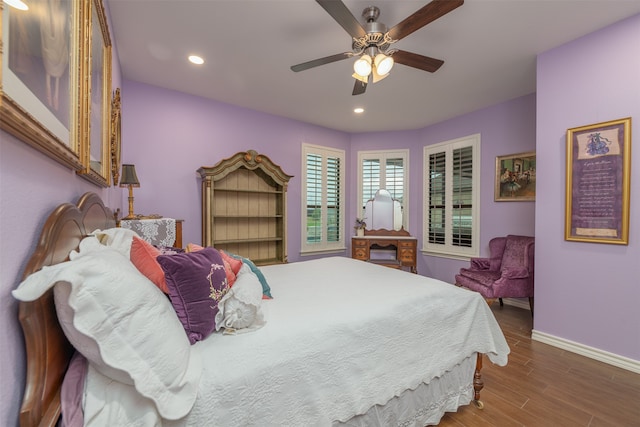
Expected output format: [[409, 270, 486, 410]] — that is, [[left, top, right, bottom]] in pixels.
[[158, 247, 229, 344], [60, 352, 87, 427]]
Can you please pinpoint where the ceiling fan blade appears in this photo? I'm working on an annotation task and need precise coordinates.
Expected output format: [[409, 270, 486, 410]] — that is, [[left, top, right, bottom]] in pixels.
[[393, 50, 444, 73], [291, 52, 353, 72], [352, 79, 367, 96], [316, 0, 366, 39], [387, 0, 464, 41]]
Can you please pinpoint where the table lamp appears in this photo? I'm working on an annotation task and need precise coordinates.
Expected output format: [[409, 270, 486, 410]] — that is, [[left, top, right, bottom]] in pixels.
[[120, 164, 140, 219]]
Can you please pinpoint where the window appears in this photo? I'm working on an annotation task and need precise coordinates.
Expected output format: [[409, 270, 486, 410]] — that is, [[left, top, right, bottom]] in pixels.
[[302, 144, 345, 253], [357, 150, 409, 228], [423, 134, 480, 258]]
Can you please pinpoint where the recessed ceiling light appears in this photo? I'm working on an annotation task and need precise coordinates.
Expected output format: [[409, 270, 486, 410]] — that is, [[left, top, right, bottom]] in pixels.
[[188, 55, 204, 65], [354, 107, 364, 114]]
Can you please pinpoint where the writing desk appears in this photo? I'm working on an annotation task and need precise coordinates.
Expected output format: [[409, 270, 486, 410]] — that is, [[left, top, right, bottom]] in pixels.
[[351, 233, 417, 274]]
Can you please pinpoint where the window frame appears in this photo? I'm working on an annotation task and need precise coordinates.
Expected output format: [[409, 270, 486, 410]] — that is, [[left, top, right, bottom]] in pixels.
[[356, 149, 409, 229], [422, 134, 481, 259], [301, 143, 346, 254]]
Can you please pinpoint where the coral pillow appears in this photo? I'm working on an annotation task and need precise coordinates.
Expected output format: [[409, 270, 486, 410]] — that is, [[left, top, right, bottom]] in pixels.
[[185, 242, 204, 253], [158, 247, 229, 344], [130, 236, 168, 293], [223, 259, 237, 287], [220, 250, 243, 276]]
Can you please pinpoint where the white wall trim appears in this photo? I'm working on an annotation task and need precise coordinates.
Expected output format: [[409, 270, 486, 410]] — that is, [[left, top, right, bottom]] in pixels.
[[531, 330, 640, 374], [502, 298, 530, 310]]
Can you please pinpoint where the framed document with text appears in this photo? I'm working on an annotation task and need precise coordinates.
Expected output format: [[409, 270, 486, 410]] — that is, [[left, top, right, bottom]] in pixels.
[[565, 117, 631, 245]]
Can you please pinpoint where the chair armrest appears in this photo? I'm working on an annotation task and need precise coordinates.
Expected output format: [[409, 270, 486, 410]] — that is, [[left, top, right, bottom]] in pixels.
[[501, 267, 529, 279], [470, 257, 502, 271]]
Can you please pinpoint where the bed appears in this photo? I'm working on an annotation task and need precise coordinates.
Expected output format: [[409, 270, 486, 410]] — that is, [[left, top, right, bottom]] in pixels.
[[13, 192, 509, 426]]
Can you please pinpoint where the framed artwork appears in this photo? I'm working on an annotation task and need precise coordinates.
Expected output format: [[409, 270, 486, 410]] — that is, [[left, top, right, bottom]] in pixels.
[[565, 117, 632, 245], [78, 0, 112, 187], [0, 0, 84, 170], [494, 151, 536, 201], [110, 88, 122, 186]]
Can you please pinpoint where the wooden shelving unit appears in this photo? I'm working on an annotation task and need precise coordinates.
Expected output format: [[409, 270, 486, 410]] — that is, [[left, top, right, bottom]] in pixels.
[[198, 150, 293, 265]]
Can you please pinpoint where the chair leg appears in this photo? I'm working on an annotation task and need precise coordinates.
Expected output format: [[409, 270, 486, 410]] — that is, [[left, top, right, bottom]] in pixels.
[[528, 297, 534, 317], [499, 298, 504, 306]]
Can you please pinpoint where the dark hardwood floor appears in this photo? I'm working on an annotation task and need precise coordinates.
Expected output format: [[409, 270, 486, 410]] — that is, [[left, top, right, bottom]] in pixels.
[[439, 304, 640, 426]]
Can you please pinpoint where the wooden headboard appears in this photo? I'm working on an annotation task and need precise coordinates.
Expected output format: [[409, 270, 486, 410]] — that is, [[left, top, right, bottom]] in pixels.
[[17, 192, 115, 427]]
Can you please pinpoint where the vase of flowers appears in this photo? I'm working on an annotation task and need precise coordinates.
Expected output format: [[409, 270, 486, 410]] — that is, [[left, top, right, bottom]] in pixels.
[[354, 218, 366, 236]]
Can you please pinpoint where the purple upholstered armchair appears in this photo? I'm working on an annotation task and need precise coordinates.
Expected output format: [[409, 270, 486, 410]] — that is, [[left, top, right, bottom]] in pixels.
[[455, 235, 535, 314]]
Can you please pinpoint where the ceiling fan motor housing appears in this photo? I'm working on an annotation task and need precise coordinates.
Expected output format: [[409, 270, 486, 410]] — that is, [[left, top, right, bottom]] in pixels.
[[352, 22, 391, 53]]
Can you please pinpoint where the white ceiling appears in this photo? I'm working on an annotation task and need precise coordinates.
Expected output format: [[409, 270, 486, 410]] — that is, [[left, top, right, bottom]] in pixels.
[[108, 0, 640, 133]]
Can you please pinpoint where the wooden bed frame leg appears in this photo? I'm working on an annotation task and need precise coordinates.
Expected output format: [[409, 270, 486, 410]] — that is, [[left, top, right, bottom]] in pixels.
[[473, 353, 485, 409]]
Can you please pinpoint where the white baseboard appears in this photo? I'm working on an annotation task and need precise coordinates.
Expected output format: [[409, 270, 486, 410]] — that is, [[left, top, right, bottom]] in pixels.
[[531, 330, 640, 374], [501, 297, 530, 310]]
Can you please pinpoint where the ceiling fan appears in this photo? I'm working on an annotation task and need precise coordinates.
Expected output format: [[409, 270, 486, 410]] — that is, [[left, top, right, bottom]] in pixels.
[[291, 0, 464, 95]]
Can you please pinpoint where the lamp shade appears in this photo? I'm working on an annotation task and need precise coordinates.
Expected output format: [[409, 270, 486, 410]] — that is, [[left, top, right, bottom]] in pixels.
[[353, 55, 372, 77], [120, 164, 140, 187], [374, 54, 394, 76]]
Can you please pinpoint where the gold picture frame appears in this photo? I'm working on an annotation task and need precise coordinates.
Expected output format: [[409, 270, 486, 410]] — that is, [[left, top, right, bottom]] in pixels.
[[110, 87, 122, 186], [77, 0, 112, 187], [494, 151, 536, 201], [565, 117, 632, 245], [0, 0, 84, 169]]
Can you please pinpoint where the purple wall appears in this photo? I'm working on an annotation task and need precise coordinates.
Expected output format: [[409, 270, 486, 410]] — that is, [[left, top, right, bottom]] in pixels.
[[120, 80, 351, 261], [124, 83, 535, 278], [0, 2, 123, 424], [0, 137, 122, 426], [535, 13, 640, 360], [350, 94, 536, 282]]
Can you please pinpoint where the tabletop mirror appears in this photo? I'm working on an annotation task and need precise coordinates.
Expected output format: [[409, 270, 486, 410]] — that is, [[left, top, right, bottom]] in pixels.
[[363, 189, 403, 231]]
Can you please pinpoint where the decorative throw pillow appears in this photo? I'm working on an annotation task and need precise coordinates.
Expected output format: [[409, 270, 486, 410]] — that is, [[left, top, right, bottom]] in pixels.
[[185, 242, 204, 253], [215, 263, 265, 333], [226, 252, 273, 299], [157, 247, 229, 344], [61, 352, 87, 427], [90, 227, 139, 258], [12, 237, 201, 420], [220, 250, 243, 275], [222, 259, 237, 287], [130, 236, 168, 293], [184, 243, 236, 286]]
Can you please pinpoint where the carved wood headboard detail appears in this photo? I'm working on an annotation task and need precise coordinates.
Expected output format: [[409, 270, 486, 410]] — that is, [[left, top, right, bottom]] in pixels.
[[17, 192, 115, 427]]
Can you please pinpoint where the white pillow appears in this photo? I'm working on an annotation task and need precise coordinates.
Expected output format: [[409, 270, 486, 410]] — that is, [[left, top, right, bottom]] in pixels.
[[215, 263, 265, 334], [12, 236, 202, 420], [90, 227, 139, 258]]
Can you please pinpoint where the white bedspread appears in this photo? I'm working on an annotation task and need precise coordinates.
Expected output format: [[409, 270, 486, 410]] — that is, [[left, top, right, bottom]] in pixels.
[[174, 257, 508, 425], [85, 257, 509, 426]]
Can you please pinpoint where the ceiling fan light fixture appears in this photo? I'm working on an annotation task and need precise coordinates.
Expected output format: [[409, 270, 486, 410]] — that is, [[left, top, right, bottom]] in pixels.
[[374, 53, 394, 76], [353, 55, 372, 77], [352, 72, 369, 84], [371, 67, 389, 84]]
